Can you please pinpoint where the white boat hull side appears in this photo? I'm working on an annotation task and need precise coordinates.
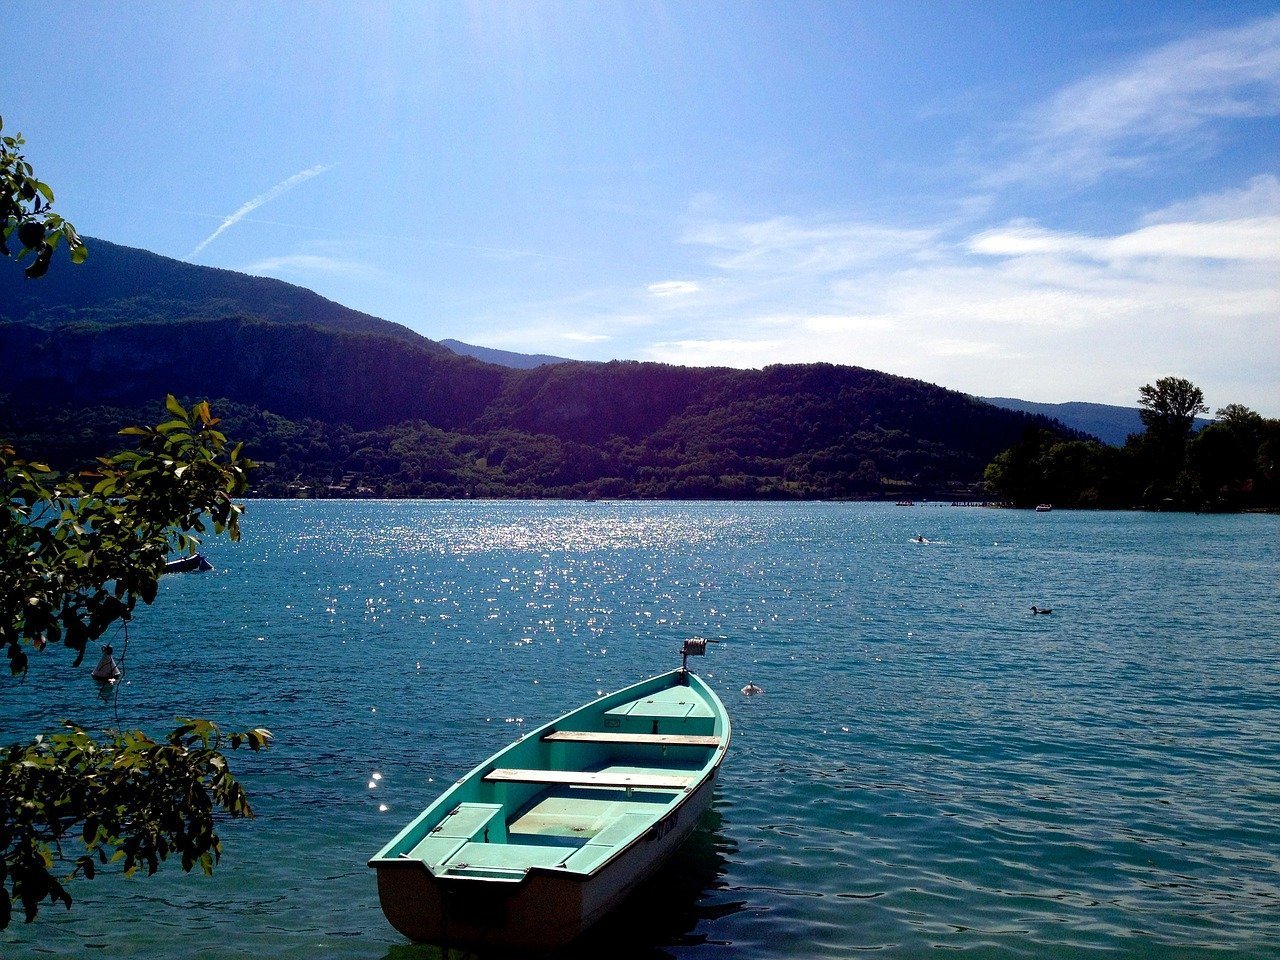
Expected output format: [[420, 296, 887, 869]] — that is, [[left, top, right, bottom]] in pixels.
[[373, 770, 719, 951]]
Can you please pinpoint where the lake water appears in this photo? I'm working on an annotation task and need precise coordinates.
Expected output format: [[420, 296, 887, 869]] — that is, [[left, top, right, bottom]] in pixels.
[[3, 501, 1278, 959]]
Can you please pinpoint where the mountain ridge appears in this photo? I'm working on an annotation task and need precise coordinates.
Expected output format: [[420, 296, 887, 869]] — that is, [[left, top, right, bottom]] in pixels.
[[0, 237, 432, 347], [0, 237, 1080, 500], [440, 338, 574, 369], [980, 396, 1210, 446]]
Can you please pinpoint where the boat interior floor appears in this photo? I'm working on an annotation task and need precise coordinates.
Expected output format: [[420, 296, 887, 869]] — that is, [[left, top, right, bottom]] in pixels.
[[508, 789, 669, 842], [429, 787, 669, 878]]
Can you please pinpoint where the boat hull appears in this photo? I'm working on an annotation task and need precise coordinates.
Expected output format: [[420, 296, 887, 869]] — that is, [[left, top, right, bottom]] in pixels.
[[374, 767, 717, 950], [163, 553, 212, 573], [370, 668, 730, 950]]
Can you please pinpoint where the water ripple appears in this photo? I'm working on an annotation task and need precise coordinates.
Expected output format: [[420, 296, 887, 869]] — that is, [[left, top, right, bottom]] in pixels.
[[2, 502, 1277, 959]]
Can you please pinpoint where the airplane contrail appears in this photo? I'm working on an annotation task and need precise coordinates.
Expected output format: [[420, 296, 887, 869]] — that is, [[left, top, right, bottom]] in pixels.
[[189, 163, 335, 258]]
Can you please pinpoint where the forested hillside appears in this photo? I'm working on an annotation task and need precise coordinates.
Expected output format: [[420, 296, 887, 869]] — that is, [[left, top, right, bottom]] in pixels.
[[0, 237, 426, 344], [0, 238, 1073, 500]]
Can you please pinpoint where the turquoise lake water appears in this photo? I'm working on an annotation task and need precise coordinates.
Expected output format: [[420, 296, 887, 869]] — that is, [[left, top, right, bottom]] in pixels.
[[3, 500, 1278, 959]]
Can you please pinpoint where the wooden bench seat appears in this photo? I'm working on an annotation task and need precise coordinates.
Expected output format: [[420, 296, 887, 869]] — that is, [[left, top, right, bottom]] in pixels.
[[483, 768, 693, 790], [542, 730, 721, 748]]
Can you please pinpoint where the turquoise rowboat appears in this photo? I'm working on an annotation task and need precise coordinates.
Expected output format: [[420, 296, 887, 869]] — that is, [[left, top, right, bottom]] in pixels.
[[369, 656, 730, 950]]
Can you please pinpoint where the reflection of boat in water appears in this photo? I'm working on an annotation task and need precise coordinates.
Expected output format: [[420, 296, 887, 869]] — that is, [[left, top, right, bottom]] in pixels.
[[561, 803, 742, 958], [369, 645, 731, 952], [163, 553, 213, 573]]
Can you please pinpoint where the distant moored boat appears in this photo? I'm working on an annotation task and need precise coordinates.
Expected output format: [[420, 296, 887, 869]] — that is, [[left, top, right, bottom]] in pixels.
[[163, 553, 213, 573]]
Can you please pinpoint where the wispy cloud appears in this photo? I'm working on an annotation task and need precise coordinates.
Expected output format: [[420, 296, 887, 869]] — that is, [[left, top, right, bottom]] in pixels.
[[242, 252, 387, 280], [189, 163, 335, 258], [685, 217, 940, 273], [621, 176, 1280, 411], [648, 280, 700, 297], [994, 14, 1280, 185], [1141, 173, 1280, 223], [968, 215, 1280, 262]]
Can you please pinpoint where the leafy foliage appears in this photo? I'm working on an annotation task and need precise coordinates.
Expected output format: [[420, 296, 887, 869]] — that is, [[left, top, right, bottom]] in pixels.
[[2, 397, 267, 927], [984, 380, 1278, 511], [0, 116, 87, 278], [1137, 376, 1208, 439], [2, 396, 253, 675], [0, 720, 269, 928]]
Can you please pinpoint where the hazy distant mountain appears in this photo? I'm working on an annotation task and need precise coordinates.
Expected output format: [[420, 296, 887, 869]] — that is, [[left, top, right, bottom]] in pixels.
[[440, 339, 574, 369], [980, 397, 1212, 446]]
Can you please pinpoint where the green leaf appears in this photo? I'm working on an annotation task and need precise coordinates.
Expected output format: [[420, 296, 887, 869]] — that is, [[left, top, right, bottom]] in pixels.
[[165, 394, 187, 419], [17, 220, 44, 250], [24, 243, 53, 279]]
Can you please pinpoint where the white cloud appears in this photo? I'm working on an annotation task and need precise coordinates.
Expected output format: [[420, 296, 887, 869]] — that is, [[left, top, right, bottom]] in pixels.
[[685, 217, 940, 273], [998, 14, 1280, 185], [615, 178, 1279, 412], [243, 253, 386, 279], [924, 338, 1014, 359], [969, 216, 1280, 262], [1142, 173, 1280, 223], [647, 280, 701, 297], [645, 338, 788, 368]]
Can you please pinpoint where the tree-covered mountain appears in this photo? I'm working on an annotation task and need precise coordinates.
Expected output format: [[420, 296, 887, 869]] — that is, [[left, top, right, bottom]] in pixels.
[[0, 237, 429, 345], [0, 237, 1075, 500]]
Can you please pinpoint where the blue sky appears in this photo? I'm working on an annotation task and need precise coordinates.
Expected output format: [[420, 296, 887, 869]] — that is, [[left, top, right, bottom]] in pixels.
[[7, 1, 1279, 414]]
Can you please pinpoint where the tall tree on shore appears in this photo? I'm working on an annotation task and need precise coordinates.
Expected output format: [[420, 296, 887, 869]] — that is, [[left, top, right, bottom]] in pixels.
[[1137, 377, 1209, 440], [1135, 376, 1208, 503]]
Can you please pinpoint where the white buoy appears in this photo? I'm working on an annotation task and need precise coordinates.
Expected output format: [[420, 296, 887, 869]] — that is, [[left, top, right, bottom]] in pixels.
[[91, 644, 122, 682]]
